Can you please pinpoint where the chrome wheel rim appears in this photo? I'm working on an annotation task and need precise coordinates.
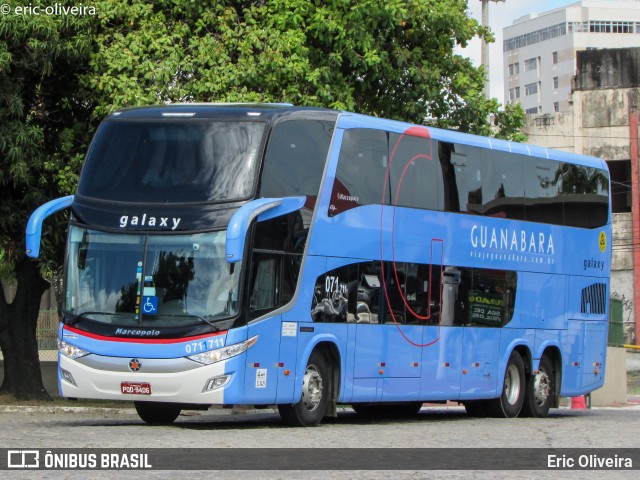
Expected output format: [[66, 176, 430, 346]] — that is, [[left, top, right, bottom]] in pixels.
[[301, 364, 323, 412], [534, 369, 551, 406], [504, 364, 522, 405]]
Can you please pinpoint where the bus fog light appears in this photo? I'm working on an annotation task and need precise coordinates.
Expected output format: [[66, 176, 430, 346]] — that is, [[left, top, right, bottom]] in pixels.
[[203, 375, 230, 392], [60, 368, 77, 387], [188, 335, 258, 365], [57, 339, 90, 360]]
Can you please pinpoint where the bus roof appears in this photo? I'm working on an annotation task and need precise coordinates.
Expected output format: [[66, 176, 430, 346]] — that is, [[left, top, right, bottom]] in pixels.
[[107, 103, 338, 121], [336, 112, 608, 171], [107, 104, 607, 171]]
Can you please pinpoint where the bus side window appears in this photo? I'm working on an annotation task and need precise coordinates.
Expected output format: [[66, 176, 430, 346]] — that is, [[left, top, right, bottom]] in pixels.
[[559, 164, 609, 228], [448, 143, 482, 215], [481, 150, 525, 220], [260, 119, 334, 199], [311, 264, 357, 323], [389, 133, 444, 211], [248, 213, 303, 319], [331, 128, 390, 215], [524, 158, 564, 225]]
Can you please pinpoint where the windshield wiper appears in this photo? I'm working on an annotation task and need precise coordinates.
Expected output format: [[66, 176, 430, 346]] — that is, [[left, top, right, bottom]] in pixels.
[[161, 314, 221, 331], [63, 310, 130, 326]]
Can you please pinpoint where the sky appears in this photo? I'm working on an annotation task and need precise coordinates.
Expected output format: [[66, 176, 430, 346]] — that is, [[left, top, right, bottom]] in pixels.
[[459, 0, 578, 104]]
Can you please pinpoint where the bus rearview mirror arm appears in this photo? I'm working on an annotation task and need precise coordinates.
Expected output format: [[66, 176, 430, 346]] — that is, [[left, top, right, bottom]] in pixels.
[[226, 196, 306, 264], [26, 195, 75, 259]]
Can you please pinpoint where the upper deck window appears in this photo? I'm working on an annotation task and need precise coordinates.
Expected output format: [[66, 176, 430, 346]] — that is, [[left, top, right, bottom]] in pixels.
[[78, 120, 266, 203]]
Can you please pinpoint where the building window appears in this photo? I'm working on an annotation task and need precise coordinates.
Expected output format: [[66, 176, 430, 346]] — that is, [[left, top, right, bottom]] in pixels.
[[552, 51, 558, 64], [503, 23, 567, 52], [524, 58, 537, 72], [553, 76, 559, 90], [612, 21, 634, 33], [569, 22, 589, 33], [525, 83, 538, 96], [525, 107, 539, 114], [590, 21, 612, 33], [509, 88, 515, 101], [554, 102, 559, 112], [515, 86, 520, 98], [606, 160, 631, 213]]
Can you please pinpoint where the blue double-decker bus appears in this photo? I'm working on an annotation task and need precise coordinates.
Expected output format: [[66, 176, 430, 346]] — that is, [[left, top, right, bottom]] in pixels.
[[27, 104, 611, 425]]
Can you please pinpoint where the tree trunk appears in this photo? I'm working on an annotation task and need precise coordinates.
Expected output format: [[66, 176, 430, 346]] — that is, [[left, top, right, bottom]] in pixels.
[[0, 258, 51, 400]]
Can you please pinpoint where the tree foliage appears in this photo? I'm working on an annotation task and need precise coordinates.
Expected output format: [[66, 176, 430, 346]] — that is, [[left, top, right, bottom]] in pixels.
[[0, 1, 93, 399], [86, 0, 524, 138]]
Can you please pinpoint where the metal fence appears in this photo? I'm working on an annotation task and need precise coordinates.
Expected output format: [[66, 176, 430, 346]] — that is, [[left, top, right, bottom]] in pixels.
[[36, 309, 59, 361]]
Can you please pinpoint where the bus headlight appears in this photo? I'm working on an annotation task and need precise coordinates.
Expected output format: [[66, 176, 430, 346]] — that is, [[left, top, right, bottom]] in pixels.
[[188, 336, 258, 365], [57, 339, 90, 360]]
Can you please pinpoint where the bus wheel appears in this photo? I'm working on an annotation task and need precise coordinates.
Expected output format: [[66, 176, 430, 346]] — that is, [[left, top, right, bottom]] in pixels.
[[278, 350, 329, 427], [487, 351, 525, 418], [521, 355, 554, 418], [134, 401, 181, 425]]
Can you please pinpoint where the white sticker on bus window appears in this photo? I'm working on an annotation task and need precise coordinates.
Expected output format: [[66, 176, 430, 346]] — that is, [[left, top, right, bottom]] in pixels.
[[282, 322, 297, 337], [256, 369, 267, 389]]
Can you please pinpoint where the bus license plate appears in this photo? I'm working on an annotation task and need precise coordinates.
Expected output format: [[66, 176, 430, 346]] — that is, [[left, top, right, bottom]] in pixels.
[[121, 382, 151, 395]]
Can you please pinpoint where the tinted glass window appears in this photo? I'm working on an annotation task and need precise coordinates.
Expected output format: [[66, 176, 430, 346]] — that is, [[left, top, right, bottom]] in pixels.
[[389, 133, 444, 210], [78, 120, 265, 203], [446, 143, 483, 214], [559, 164, 609, 228], [260, 119, 334, 199], [330, 129, 389, 216], [248, 212, 303, 319], [311, 261, 516, 327], [481, 150, 525, 219], [524, 158, 564, 224]]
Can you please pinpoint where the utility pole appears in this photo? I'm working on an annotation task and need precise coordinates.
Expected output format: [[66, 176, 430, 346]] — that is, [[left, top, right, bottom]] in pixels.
[[480, 0, 506, 98]]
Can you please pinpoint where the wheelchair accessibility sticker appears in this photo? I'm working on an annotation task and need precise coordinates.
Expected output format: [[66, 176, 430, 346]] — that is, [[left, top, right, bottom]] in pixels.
[[142, 296, 158, 315]]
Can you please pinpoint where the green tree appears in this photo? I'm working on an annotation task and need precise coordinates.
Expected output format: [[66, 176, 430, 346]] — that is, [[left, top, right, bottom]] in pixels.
[[0, 2, 93, 399], [86, 0, 524, 138]]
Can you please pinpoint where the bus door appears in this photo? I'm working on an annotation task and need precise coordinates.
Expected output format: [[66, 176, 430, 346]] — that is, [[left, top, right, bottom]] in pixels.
[[459, 268, 517, 398], [418, 242, 464, 401]]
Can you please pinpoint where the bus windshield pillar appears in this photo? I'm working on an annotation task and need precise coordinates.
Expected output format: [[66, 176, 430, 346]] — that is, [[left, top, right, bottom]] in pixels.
[[26, 195, 74, 258], [225, 196, 306, 263]]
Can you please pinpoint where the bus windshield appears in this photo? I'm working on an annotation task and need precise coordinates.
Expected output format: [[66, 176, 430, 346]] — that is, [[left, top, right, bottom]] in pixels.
[[77, 120, 266, 203], [64, 226, 241, 328]]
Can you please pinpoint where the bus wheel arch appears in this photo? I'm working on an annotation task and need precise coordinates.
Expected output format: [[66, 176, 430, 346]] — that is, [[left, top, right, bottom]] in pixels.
[[278, 342, 340, 426]]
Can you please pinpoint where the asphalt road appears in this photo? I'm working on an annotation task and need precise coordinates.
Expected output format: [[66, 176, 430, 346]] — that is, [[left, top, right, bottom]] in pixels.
[[1, 403, 639, 479]]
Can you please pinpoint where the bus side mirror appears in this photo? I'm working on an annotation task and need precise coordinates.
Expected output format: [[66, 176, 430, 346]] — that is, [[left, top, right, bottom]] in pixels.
[[225, 196, 306, 264], [26, 195, 74, 258]]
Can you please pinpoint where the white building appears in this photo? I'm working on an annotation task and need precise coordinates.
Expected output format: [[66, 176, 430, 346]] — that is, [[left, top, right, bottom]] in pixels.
[[503, 1, 640, 114]]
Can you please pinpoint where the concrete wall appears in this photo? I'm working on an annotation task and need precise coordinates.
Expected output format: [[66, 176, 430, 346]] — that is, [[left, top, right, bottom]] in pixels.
[[591, 347, 628, 406]]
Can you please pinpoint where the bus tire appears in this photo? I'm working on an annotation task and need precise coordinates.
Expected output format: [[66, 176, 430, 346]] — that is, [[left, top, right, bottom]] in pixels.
[[278, 350, 329, 427], [487, 351, 525, 418], [134, 401, 181, 425], [521, 355, 554, 418]]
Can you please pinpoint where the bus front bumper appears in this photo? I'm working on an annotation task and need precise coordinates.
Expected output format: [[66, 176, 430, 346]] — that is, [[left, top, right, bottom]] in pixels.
[[58, 354, 241, 405]]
